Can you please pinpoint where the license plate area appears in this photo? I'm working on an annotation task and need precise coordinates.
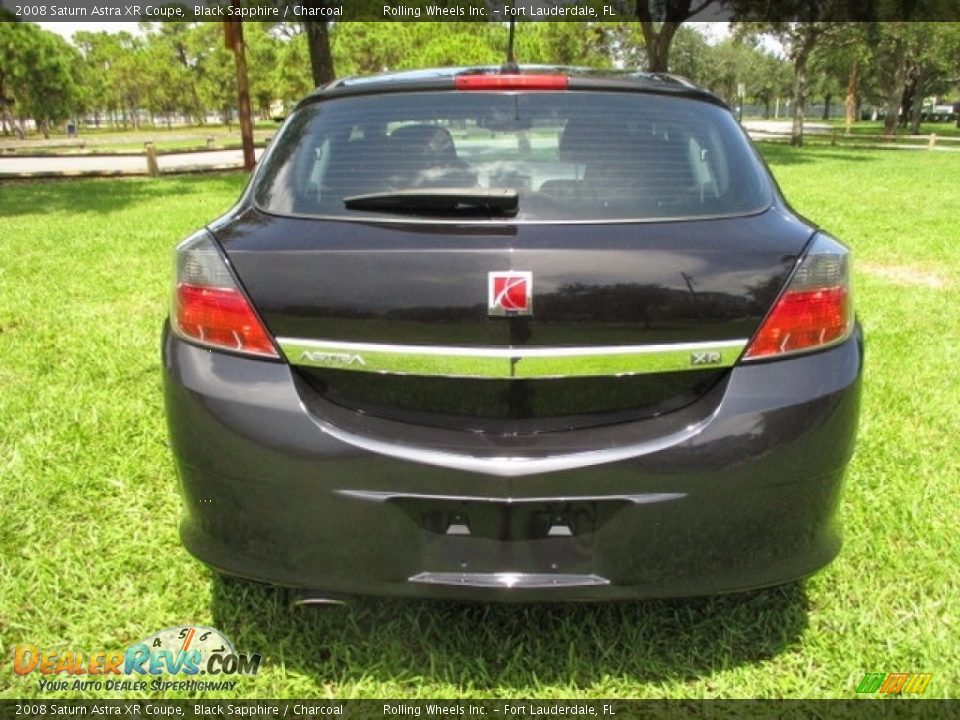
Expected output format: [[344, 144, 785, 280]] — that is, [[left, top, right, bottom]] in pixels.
[[390, 497, 630, 576]]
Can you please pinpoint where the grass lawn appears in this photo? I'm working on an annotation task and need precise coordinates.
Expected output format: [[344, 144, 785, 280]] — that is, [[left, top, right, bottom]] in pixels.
[[1, 146, 958, 699]]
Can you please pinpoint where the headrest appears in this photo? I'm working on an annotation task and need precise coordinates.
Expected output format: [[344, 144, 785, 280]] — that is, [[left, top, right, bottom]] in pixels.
[[558, 117, 598, 164], [390, 124, 458, 163]]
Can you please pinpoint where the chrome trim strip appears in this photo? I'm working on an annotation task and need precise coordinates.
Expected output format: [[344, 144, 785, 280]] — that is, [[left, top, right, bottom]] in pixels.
[[278, 337, 748, 379], [409, 572, 610, 589], [301, 406, 714, 477], [336, 490, 685, 505]]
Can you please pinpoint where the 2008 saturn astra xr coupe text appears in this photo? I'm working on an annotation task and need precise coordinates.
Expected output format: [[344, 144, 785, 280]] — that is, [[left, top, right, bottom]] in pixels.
[[162, 67, 862, 602]]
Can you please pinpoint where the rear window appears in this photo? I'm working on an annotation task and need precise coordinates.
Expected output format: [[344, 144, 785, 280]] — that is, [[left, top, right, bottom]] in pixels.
[[254, 91, 772, 222]]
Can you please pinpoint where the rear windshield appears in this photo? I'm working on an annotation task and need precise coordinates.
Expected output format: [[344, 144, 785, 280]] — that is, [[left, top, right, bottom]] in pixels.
[[254, 91, 772, 222]]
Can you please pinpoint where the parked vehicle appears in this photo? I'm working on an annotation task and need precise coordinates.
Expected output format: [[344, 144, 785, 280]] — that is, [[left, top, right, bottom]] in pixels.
[[921, 101, 957, 123], [163, 67, 863, 602]]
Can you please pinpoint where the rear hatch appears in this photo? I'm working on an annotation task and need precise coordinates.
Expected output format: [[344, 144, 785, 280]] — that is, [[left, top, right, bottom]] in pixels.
[[219, 83, 812, 433]]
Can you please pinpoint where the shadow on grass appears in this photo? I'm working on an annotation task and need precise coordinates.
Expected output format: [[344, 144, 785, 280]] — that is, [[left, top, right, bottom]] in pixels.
[[756, 143, 884, 166], [0, 173, 247, 218], [210, 576, 809, 690]]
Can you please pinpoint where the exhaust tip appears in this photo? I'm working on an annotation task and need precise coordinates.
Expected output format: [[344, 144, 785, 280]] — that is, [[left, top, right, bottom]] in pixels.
[[292, 590, 348, 608]]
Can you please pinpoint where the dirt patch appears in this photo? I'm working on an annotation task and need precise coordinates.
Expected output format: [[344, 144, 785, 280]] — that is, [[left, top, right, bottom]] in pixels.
[[859, 262, 951, 289]]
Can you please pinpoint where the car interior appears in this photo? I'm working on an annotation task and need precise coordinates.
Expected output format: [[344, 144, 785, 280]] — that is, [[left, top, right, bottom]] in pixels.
[[257, 94, 759, 220]]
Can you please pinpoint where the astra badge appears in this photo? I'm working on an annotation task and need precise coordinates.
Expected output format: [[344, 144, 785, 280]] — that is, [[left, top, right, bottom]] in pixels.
[[301, 351, 366, 367], [488, 271, 533, 316]]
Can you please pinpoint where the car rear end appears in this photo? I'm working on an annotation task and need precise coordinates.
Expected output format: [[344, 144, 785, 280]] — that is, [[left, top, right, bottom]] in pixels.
[[162, 69, 862, 601]]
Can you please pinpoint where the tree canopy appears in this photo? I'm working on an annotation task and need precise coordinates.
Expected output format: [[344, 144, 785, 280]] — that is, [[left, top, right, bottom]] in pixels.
[[1, 20, 957, 139]]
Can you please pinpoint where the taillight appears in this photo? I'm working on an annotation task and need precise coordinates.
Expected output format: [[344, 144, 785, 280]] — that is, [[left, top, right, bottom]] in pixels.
[[454, 74, 568, 90], [170, 230, 279, 358], [743, 233, 854, 360]]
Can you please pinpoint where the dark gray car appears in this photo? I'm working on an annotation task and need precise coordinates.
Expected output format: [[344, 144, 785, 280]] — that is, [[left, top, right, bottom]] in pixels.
[[163, 67, 862, 602]]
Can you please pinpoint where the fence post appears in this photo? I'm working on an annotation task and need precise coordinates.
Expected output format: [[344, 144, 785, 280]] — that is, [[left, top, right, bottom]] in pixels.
[[144, 142, 159, 177], [928, 133, 937, 149]]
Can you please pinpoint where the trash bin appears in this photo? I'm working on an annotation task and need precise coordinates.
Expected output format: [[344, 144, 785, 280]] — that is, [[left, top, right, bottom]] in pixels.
[[66, 123, 77, 137]]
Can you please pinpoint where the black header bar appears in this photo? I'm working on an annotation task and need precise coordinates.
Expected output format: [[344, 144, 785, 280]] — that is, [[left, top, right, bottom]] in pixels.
[[0, 700, 957, 720], [1, 0, 959, 23]]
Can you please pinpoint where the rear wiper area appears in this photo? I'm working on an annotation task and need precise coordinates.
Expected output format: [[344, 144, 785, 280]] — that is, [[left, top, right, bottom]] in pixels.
[[343, 188, 519, 216]]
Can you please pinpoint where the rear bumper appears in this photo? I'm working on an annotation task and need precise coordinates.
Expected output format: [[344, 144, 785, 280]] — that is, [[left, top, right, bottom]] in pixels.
[[162, 324, 863, 602]]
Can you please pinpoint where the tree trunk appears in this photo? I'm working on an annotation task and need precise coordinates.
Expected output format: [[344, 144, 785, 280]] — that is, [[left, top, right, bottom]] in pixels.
[[908, 71, 925, 135], [881, 49, 909, 135], [900, 78, 915, 129], [883, 82, 902, 135], [229, 15, 256, 172], [844, 58, 859, 134], [638, 21, 679, 73], [790, 47, 810, 147], [303, 21, 335, 86], [0, 106, 15, 136]]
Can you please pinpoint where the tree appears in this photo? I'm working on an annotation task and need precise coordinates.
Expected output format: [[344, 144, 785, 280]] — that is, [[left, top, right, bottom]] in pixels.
[[702, 39, 762, 106], [73, 30, 121, 128], [188, 23, 236, 126], [244, 24, 282, 119], [667, 26, 711, 82], [109, 33, 148, 129], [751, 50, 793, 118], [137, 23, 204, 126], [331, 22, 509, 76], [900, 24, 960, 134], [805, 24, 871, 132], [0, 23, 26, 136], [634, 0, 718, 72], [273, 27, 312, 110], [736, 20, 846, 146], [522, 22, 614, 67], [0, 23, 81, 138], [303, 19, 335, 86]]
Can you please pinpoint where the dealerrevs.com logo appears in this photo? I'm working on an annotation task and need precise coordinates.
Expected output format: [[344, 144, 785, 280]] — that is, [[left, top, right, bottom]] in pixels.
[[13, 626, 261, 693], [855, 672, 933, 695]]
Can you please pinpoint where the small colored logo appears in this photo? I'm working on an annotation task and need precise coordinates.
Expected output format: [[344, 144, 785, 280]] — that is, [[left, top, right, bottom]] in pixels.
[[13, 626, 261, 692], [855, 672, 932, 694], [488, 271, 533, 316]]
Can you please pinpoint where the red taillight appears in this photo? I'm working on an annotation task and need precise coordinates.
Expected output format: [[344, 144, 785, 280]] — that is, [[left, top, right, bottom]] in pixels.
[[743, 233, 854, 361], [175, 284, 277, 357], [454, 74, 568, 91], [171, 230, 279, 358], [743, 287, 850, 359]]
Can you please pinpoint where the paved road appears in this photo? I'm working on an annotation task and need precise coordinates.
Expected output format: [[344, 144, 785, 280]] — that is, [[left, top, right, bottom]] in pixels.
[[0, 147, 265, 178]]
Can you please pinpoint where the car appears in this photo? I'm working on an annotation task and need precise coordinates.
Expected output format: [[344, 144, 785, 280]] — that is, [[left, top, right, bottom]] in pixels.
[[162, 66, 863, 603]]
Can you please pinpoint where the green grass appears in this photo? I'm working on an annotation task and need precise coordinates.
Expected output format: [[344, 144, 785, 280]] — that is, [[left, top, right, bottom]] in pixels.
[[1, 146, 958, 699]]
